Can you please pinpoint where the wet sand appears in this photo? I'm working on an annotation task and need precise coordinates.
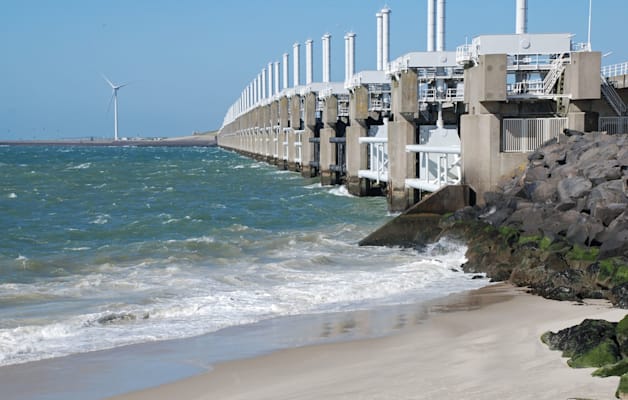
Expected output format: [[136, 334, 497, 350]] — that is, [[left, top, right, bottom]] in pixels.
[[110, 284, 626, 400]]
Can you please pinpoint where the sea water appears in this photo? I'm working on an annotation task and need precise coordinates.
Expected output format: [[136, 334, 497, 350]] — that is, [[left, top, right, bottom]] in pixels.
[[0, 145, 487, 368]]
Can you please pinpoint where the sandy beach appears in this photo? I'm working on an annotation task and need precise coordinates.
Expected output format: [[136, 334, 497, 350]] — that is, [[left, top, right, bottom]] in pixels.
[[109, 284, 626, 400]]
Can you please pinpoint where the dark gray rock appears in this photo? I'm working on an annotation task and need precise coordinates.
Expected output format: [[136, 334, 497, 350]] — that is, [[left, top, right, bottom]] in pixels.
[[540, 142, 568, 168], [565, 214, 605, 246], [594, 203, 627, 227], [551, 163, 579, 179], [587, 179, 627, 214], [596, 211, 628, 251], [524, 166, 549, 183], [557, 176, 592, 203], [530, 180, 558, 203], [599, 229, 628, 258], [582, 159, 622, 186], [618, 146, 628, 167]]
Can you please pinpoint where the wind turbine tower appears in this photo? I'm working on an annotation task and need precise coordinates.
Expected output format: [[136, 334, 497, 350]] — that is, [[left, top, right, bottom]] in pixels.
[[103, 75, 128, 141]]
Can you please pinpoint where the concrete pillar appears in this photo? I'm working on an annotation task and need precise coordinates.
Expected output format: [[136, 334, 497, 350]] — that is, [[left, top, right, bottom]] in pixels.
[[320, 95, 338, 185], [288, 95, 301, 171], [289, 95, 301, 130], [262, 104, 271, 159], [301, 92, 317, 177], [346, 86, 369, 196], [277, 96, 289, 169], [388, 69, 418, 211], [460, 113, 502, 202], [287, 128, 297, 171], [270, 100, 279, 163]]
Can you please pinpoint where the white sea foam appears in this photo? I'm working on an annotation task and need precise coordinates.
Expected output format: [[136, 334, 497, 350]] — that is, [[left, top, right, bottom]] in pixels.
[[0, 236, 487, 367], [328, 185, 354, 198], [67, 162, 91, 170], [90, 214, 110, 225]]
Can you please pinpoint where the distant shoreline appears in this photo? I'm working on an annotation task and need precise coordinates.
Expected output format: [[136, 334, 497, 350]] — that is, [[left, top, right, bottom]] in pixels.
[[0, 137, 217, 148]]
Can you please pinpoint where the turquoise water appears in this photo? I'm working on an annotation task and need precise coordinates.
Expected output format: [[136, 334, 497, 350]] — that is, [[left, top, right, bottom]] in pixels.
[[0, 145, 486, 367]]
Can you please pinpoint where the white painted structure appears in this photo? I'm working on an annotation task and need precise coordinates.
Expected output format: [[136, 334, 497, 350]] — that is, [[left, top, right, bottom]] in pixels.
[[427, 0, 435, 52], [376, 12, 383, 71], [103, 75, 127, 141], [381, 7, 391, 68], [283, 53, 289, 90], [516, 0, 527, 34], [305, 39, 313, 85], [436, 0, 445, 51], [293, 42, 300, 87], [322, 34, 331, 83]]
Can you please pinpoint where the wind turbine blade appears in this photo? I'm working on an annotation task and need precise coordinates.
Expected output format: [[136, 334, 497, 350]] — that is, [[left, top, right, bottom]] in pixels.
[[101, 74, 115, 88]]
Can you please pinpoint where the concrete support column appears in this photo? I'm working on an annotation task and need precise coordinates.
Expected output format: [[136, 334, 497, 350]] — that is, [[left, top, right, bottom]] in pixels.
[[289, 95, 301, 130], [346, 86, 369, 196], [301, 92, 317, 177], [277, 96, 289, 169], [319, 95, 338, 186], [288, 95, 301, 171], [287, 129, 297, 171], [388, 70, 418, 212], [460, 113, 501, 202], [262, 105, 271, 159], [270, 101, 279, 164], [567, 112, 587, 132]]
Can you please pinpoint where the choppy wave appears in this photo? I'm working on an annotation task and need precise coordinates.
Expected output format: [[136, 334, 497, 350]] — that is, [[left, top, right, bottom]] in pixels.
[[0, 146, 488, 367], [0, 235, 486, 366]]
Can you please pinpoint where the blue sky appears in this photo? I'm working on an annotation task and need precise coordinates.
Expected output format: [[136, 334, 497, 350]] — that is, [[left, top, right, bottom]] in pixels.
[[1, 0, 626, 140]]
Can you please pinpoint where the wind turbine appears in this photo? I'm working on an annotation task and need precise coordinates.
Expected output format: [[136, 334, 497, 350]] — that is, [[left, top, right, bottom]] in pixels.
[[103, 75, 128, 141]]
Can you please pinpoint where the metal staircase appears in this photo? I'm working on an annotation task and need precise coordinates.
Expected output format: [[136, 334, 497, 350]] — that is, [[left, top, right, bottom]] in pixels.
[[543, 55, 567, 94], [600, 75, 627, 116]]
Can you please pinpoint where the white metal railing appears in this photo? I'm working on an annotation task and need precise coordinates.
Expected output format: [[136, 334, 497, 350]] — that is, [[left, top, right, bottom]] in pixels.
[[599, 116, 628, 134], [502, 117, 567, 152], [294, 130, 303, 164], [543, 55, 567, 94], [265, 128, 270, 157], [456, 44, 473, 64], [282, 128, 290, 161], [273, 127, 279, 158], [405, 145, 461, 192], [602, 62, 628, 78], [571, 42, 590, 52], [600, 74, 628, 116], [358, 137, 388, 183], [507, 80, 544, 95], [418, 87, 464, 103]]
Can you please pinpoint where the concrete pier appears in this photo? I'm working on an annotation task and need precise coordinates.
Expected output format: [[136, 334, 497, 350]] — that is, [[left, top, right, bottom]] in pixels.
[[345, 85, 369, 196], [217, 3, 626, 212], [388, 69, 418, 211]]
